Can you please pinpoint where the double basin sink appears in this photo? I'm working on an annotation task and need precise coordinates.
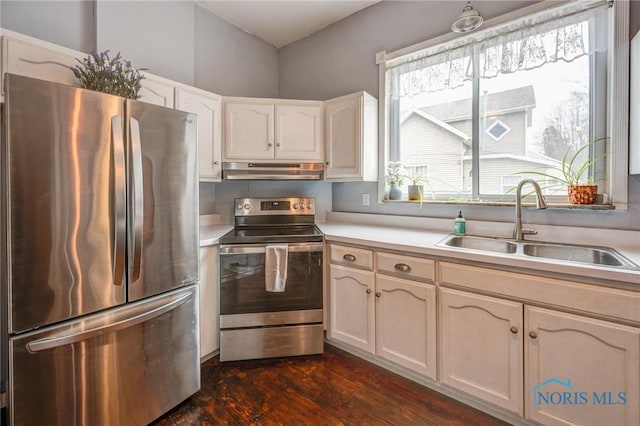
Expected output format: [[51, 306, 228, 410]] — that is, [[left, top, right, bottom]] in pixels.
[[437, 234, 639, 270]]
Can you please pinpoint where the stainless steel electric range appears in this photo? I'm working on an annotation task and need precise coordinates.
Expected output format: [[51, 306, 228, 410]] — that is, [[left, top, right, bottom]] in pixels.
[[218, 198, 324, 362]]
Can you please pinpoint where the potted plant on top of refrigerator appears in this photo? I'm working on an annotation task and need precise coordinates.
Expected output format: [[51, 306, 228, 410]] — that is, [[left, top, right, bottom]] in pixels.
[[71, 50, 146, 99]]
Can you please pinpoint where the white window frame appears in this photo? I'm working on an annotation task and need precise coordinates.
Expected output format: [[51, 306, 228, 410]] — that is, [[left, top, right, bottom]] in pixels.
[[376, 0, 629, 210]]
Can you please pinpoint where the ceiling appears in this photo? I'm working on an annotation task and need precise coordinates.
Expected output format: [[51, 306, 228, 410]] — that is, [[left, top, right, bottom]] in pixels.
[[196, 1, 379, 49]]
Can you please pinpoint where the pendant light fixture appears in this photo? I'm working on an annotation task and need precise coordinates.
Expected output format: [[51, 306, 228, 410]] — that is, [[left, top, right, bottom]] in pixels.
[[451, 1, 484, 33]]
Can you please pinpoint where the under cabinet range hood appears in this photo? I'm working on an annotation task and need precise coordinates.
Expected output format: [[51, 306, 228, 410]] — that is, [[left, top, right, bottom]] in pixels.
[[222, 162, 324, 180]]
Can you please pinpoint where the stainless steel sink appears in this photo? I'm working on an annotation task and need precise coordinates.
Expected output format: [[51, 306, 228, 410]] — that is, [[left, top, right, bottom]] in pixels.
[[437, 234, 639, 270], [522, 243, 637, 268], [439, 235, 517, 254]]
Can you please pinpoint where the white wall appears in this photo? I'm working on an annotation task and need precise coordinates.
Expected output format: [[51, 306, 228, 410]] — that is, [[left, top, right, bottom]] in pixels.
[[279, 0, 640, 230]]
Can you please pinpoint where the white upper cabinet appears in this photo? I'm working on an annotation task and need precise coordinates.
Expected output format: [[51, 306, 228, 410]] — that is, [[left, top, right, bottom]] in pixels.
[[139, 72, 175, 108], [223, 100, 274, 160], [325, 91, 378, 182], [275, 104, 324, 161], [1, 32, 80, 99], [176, 87, 223, 182], [223, 98, 324, 162]]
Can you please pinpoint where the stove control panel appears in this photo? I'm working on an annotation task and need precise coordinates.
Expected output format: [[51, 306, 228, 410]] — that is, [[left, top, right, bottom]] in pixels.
[[234, 197, 315, 216]]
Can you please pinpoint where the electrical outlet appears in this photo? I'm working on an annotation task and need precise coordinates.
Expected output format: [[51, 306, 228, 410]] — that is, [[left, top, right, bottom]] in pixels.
[[362, 193, 370, 206]]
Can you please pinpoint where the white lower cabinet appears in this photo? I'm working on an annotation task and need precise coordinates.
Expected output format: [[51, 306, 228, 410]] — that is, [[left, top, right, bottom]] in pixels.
[[328, 244, 437, 380], [439, 287, 524, 415], [328, 263, 375, 354], [525, 306, 640, 426], [439, 284, 640, 425], [375, 274, 436, 378], [199, 245, 219, 359]]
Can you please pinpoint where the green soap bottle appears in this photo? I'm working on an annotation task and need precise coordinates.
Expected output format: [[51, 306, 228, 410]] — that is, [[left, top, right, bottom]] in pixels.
[[454, 211, 466, 235]]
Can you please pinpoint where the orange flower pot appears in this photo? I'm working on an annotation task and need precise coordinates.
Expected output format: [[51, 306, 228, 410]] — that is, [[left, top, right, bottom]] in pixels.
[[568, 185, 597, 204]]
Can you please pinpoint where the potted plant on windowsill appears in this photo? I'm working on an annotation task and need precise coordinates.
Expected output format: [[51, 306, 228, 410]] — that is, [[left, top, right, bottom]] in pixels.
[[386, 161, 404, 200], [516, 137, 609, 205], [403, 167, 435, 207]]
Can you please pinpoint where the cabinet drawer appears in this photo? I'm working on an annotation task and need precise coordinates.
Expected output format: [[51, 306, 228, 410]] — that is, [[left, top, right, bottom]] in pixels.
[[376, 252, 435, 283], [329, 244, 373, 270]]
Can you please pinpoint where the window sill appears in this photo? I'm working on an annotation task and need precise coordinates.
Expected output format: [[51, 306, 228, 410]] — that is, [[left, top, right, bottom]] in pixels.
[[383, 199, 616, 210]]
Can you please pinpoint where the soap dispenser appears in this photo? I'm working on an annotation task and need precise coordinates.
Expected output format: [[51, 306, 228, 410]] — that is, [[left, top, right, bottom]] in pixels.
[[454, 211, 466, 235]]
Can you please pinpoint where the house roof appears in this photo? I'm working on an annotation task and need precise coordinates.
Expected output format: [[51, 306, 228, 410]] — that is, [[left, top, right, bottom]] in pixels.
[[420, 85, 536, 122], [400, 109, 471, 146]]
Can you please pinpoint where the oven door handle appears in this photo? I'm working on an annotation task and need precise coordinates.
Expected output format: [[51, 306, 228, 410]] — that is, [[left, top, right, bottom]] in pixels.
[[220, 243, 323, 255]]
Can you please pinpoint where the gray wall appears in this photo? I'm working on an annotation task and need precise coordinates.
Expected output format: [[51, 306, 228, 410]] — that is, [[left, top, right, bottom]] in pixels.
[[280, 0, 640, 231], [1, 1, 279, 96], [194, 4, 278, 97], [1, 0, 280, 218], [212, 181, 333, 224], [96, 1, 195, 85], [1, 0, 95, 52]]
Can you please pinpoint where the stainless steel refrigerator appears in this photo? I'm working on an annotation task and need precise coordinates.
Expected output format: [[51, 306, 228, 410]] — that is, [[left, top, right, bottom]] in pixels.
[[0, 74, 200, 425]]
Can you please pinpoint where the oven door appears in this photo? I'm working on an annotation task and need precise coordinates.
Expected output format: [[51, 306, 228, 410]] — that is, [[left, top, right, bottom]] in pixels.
[[219, 243, 323, 319]]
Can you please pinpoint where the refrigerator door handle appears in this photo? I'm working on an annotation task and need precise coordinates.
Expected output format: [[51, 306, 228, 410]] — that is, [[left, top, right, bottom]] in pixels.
[[111, 116, 127, 286], [129, 117, 144, 282], [25, 292, 193, 353]]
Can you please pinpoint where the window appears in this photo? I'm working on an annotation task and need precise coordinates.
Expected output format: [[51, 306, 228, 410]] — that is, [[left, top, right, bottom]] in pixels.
[[381, 0, 627, 206], [501, 175, 523, 194], [486, 119, 511, 141]]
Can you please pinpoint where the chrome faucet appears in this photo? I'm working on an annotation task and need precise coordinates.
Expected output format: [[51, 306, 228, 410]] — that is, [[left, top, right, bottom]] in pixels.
[[513, 179, 547, 241]]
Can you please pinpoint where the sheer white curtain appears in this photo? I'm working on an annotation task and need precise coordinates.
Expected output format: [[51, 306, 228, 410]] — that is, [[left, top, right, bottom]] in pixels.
[[386, 0, 609, 99]]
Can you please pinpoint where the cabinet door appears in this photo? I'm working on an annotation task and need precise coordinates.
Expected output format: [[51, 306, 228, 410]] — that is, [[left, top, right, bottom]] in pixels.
[[375, 274, 436, 379], [525, 306, 640, 426], [328, 264, 375, 354], [176, 88, 222, 182], [440, 288, 524, 415], [275, 104, 324, 161], [325, 94, 362, 179], [2, 37, 78, 96], [139, 74, 174, 108], [199, 245, 219, 359], [223, 102, 274, 160]]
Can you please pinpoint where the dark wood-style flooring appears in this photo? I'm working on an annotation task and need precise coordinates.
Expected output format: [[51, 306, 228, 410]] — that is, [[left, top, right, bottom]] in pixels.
[[152, 344, 509, 425]]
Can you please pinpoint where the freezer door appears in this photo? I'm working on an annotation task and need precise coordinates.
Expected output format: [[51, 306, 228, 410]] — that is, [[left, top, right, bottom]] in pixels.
[[127, 100, 199, 301], [4, 74, 127, 333], [9, 285, 200, 426]]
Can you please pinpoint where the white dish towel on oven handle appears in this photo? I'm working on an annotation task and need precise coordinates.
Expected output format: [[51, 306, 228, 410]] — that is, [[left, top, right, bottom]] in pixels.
[[265, 244, 288, 292]]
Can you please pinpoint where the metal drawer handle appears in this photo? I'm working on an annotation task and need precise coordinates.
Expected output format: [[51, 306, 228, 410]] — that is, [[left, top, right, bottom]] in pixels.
[[529, 331, 538, 339], [394, 263, 411, 273], [343, 254, 356, 262], [510, 326, 518, 334], [366, 288, 372, 294]]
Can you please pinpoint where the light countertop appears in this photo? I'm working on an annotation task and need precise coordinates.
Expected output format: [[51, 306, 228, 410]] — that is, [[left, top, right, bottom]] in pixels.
[[318, 212, 640, 287], [200, 224, 233, 247], [197, 211, 640, 287], [199, 214, 233, 247]]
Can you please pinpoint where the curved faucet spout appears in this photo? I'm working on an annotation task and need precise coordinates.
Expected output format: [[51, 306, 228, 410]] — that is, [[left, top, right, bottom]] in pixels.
[[514, 179, 547, 241]]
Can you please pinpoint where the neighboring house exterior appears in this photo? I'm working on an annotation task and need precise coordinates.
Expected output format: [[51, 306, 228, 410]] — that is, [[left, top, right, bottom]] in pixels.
[[399, 86, 558, 196]]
